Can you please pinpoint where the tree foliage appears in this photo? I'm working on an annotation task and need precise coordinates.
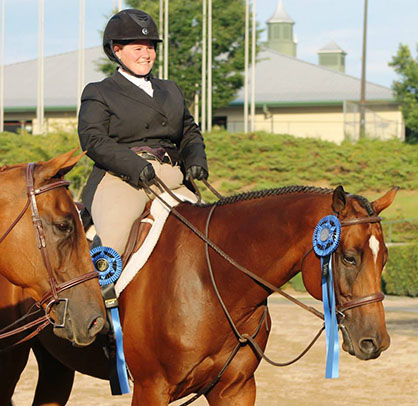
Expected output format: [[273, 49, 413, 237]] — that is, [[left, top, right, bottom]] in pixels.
[[100, 0, 257, 111], [389, 43, 418, 142], [0, 132, 92, 201], [1, 130, 417, 208]]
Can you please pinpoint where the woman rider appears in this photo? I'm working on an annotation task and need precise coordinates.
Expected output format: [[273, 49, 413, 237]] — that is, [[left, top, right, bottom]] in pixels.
[[78, 9, 208, 255]]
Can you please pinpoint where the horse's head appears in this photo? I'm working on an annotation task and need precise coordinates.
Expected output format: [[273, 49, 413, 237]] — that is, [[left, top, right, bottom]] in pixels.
[[303, 186, 398, 360], [0, 149, 106, 346]]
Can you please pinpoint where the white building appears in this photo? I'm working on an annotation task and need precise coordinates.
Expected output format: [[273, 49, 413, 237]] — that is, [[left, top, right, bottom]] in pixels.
[[214, 0, 404, 143], [2, 0, 404, 143]]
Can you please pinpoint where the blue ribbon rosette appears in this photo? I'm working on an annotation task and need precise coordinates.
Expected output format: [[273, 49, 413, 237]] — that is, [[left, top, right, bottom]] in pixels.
[[312, 215, 341, 379], [90, 246, 130, 395]]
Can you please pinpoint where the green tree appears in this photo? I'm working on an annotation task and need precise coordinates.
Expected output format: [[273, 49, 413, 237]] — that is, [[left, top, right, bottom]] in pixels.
[[389, 43, 418, 143], [101, 0, 258, 111]]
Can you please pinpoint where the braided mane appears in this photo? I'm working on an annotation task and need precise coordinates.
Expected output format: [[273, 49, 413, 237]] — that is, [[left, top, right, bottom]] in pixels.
[[200, 185, 375, 215], [201, 185, 333, 207], [349, 193, 376, 216]]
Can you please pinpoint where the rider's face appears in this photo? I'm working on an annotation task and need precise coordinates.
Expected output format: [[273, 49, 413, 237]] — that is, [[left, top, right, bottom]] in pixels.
[[114, 40, 156, 76]]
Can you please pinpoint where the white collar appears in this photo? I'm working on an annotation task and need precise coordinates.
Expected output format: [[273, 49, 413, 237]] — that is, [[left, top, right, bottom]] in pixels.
[[118, 69, 154, 97]]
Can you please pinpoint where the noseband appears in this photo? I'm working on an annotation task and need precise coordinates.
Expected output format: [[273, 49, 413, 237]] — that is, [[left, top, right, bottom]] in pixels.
[[0, 163, 98, 343], [335, 216, 385, 314]]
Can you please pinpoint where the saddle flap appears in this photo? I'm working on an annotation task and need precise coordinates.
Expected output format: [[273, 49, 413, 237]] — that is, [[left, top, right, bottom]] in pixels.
[[121, 201, 154, 266]]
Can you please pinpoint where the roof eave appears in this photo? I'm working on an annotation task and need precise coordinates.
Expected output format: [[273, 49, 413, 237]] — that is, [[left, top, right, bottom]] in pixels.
[[227, 99, 399, 108]]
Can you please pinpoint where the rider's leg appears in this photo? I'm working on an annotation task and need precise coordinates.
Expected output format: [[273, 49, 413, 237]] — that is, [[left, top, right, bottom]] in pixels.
[[91, 172, 149, 254], [91, 161, 194, 254]]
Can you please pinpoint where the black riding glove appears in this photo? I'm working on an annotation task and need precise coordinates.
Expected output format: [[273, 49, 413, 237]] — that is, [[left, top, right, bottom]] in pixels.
[[186, 165, 208, 181], [138, 164, 156, 187]]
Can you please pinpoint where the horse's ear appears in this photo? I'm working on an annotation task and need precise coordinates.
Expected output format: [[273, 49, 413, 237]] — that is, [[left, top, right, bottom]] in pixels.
[[37, 148, 86, 181], [332, 185, 346, 214], [372, 187, 399, 214]]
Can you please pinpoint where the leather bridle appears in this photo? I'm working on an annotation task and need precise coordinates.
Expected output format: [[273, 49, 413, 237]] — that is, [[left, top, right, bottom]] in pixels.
[[0, 163, 98, 345], [335, 215, 385, 314]]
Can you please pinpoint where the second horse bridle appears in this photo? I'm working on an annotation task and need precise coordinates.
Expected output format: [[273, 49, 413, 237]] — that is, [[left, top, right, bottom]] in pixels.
[[0, 163, 98, 344]]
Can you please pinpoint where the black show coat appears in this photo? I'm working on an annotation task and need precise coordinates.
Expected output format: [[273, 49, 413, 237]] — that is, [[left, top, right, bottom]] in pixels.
[[78, 70, 207, 213]]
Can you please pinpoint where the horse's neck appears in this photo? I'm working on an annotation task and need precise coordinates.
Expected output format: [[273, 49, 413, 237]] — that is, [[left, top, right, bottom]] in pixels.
[[211, 193, 331, 305], [0, 167, 26, 200]]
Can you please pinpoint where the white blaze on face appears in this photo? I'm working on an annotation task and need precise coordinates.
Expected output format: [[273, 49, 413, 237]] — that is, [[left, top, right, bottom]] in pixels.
[[369, 235, 380, 265]]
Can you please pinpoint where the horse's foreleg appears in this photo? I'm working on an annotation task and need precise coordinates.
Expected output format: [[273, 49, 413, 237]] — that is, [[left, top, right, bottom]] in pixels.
[[0, 344, 31, 406], [31, 340, 75, 406], [131, 382, 170, 406], [204, 375, 256, 406]]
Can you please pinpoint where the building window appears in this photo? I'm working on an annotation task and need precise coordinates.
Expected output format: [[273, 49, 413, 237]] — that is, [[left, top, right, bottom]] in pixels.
[[320, 54, 338, 66], [213, 116, 227, 129], [273, 25, 280, 38], [4, 120, 32, 134], [283, 25, 290, 40]]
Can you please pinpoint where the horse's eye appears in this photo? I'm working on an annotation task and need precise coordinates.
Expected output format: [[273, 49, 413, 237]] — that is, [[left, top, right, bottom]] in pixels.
[[55, 222, 72, 234], [343, 255, 357, 265]]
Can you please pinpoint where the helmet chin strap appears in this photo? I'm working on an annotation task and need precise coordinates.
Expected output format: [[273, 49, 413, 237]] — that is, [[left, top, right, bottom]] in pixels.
[[110, 40, 152, 80]]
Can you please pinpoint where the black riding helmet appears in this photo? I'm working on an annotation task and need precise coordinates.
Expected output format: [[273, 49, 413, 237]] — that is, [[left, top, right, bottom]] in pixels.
[[103, 9, 162, 77]]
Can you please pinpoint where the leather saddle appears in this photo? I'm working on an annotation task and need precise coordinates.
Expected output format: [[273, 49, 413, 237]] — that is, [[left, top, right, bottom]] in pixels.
[[76, 201, 154, 268]]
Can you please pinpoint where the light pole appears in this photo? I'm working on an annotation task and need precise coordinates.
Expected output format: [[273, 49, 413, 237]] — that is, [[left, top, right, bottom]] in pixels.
[[77, 0, 86, 114], [37, 0, 45, 134], [201, 0, 207, 132], [159, 0, 163, 79], [250, 0, 256, 132], [244, 0, 249, 134], [164, 0, 169, 80], [207, 0, 212, 132], [359, 0, 368, 138], [0, 0, 5, 133]]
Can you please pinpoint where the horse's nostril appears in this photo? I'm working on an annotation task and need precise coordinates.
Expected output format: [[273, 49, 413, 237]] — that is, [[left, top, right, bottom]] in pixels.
[[359, 338, 378, 355], [89, 316, 106, 337]]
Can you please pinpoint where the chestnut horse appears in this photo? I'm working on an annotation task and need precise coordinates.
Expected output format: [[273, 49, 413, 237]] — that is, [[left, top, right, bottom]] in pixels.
[[0, 150, 106, 405], [1, 185, 397, 405]]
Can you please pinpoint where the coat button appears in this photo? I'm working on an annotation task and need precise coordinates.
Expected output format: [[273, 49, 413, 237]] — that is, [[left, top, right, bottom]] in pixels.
[[161, 121, 167, 126], [145, 123, 150, 129]]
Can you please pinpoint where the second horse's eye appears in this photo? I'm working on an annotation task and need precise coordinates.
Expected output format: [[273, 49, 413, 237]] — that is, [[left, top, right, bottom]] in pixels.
[[55, 222, 72, 234]]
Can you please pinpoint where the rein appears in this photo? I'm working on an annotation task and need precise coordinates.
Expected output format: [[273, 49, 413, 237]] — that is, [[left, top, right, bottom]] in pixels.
[[0, 163, 98, 348]]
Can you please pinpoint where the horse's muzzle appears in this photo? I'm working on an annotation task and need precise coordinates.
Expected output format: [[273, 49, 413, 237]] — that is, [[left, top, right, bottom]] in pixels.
[[341, 324, 390, 360], [51, 299, 106, 346]]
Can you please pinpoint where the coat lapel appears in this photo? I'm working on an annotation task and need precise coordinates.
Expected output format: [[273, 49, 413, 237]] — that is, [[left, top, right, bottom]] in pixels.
[[111, 71, 167, 118], [151, 79, 170, 114]]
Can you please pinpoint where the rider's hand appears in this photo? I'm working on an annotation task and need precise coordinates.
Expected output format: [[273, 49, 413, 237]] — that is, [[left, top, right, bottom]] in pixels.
[[186, 165, 208, 181], [138, 164, 156, 186]]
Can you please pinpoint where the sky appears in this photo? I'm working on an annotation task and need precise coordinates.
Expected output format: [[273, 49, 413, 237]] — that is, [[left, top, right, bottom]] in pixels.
[[1, 0, 417, 89]]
